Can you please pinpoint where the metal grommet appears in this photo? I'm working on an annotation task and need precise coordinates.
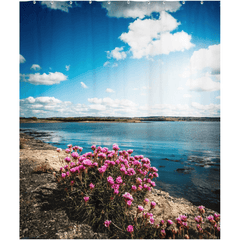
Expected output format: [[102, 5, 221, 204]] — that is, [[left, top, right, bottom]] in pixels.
[[201, 1, 204, 4], [182, 1, 185, 4], [108, 1, 111, 4], [33, 0, 36, 4], [89, 0, 92, 4], [127, 0, 130, 4]]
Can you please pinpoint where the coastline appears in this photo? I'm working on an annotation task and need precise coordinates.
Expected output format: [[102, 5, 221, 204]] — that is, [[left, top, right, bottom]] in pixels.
[[20, 131, 220, 239]]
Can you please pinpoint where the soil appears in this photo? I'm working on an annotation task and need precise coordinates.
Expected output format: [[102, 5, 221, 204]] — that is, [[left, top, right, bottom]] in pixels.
[[19, 132, 220, 239]]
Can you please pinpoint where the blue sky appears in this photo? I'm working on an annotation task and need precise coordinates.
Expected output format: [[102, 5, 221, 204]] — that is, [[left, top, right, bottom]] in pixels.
[[20, 1, 221, 118]]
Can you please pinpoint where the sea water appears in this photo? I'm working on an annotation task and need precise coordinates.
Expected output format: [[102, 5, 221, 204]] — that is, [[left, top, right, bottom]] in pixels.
[[20, 121, 220, 212]]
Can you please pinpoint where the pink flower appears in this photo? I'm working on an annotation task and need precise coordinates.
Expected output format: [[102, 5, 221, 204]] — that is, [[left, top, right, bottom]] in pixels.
[[126, 225, 134, 233], [160, 220, 164, 226], [56, 148, 62, 152], [70, 180, 75, 186], [198, 205, 205, 214], [89, 183, 95, 190], [104, 220, 111, 228], [131, 185, 137, 192], [82, 159, 92, 167], [137, 205, 144, 213], [112, 144, 120, 151], [65, 157, 71, 163], [167, 220, 173, 225], [116, 176, 123, 184], [126, 200, 132, 207], [149, 217, 155, 224], [127, 149, 133, 154], [136, 177, 142, 185], [65, 148, 71, 153], [61, 173, 66, 178], [150, 181, 156, 187], [180, 214, 187, 222], [143, 198, 149, 205], [71, 152, 79, 159], [107, 176, 115, 186], [151, 201, 156, 209], [83, 196, 89, 202], [91, 145, 96, 151], [67, 144, 72, 148], [182, 222, 188, 228], [207, 215, 214, 221], [98, 166, 107, 174], [195, 216, 203, 223], [214, 213, 220, 221], [113, 189, 119, 195], [153, 172, 159, 178], [126, 168, 136, 176], [122, 192, 133, 201]]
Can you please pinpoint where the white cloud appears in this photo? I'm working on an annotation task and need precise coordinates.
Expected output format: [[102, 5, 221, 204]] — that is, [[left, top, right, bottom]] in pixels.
[[106, 47, 127, 60], [20, 96, 220, 118], [89, 104, 106, 111], [65, 65, 70, 71], [112, 63, 118, 68], [30, 64, 41, 71], [88, 97, 138, 110], [216, 96, 220, 99], [190, 44, 220, 74], [81, 82, 88, 89], [101, 1, 182, 19], [186, 75, 220, 92], [106, 88, 115, 93], [103, 61, 110, 67], [20, 54, 26, 64], [178, 87, 184, 90], [183, 94, 192, 98], [191, 102, 220, 112], [41, 1, 73, 12], [20, 72, 67, 85], [120, 12, 194, 59]]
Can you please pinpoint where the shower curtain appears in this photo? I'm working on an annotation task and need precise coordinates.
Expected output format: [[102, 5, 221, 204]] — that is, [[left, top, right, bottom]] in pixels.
[[19, 1, 221, 239]]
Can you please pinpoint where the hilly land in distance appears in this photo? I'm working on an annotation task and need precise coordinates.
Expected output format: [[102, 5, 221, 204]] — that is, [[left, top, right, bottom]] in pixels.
[[20, 116, 220, 123]]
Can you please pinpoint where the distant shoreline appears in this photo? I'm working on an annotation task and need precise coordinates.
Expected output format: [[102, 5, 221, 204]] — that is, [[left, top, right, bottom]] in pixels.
[[20, 116, 220, 124]]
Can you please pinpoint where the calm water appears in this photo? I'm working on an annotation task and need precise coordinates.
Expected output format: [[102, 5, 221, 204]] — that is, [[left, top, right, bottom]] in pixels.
[[20, 121, 220, 212]]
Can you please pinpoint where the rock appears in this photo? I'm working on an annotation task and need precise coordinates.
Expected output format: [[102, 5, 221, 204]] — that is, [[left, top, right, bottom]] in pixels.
[[175, 167, 195, 174]]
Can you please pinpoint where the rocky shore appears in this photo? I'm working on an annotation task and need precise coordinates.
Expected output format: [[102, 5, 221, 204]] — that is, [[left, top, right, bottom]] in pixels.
[[19, 131, 220, 239]]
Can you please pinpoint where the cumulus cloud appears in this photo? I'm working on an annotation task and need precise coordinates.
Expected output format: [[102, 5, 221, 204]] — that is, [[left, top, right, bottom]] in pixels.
[[101, 1, 182, 19], [106, 88, 115, 93], [20, 72, 68, 85], [119, 12, 194, 59], [30, 64, 41, 71], [186, 75, 220, 92], [41, 1, 73, 12], [20, 54, 26, 64], [190, 44, 220, 74], [81, 82, 88, 89], [178, 87, 184, 90], [106, 47, 127, 60]]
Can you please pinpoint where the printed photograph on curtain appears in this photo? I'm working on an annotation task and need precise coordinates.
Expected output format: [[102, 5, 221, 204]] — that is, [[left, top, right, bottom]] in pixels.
[[20, 1, 220, 239]]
